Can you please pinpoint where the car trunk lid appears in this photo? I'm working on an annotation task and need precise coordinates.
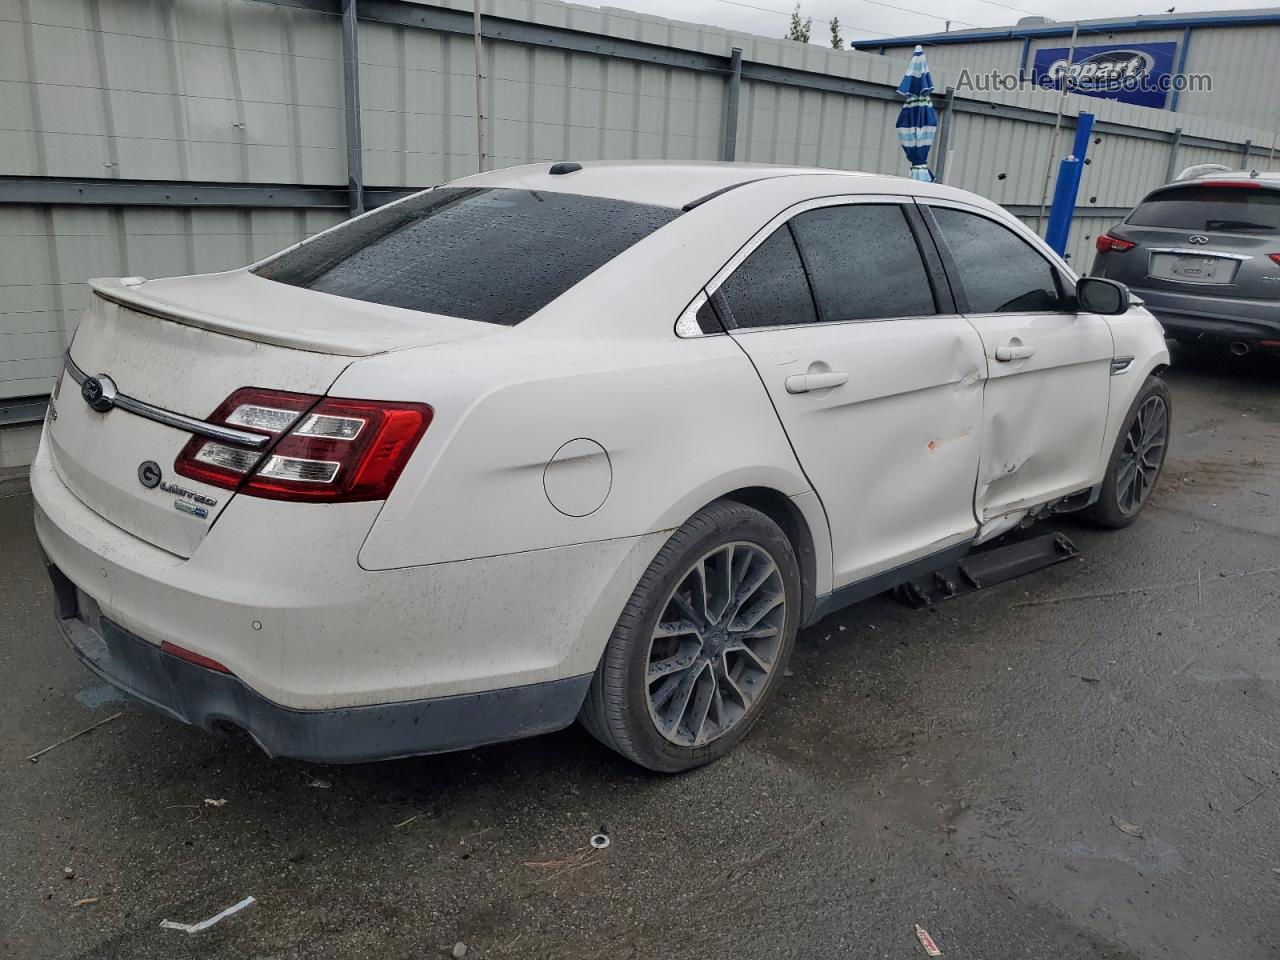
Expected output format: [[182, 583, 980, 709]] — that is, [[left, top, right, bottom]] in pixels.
[[49, 275, 498, 558]]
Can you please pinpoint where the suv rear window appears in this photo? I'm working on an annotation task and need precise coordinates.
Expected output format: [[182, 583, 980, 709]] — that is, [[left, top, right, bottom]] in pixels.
[[1127, 185, 1280, 233], [254, 188, 679, 326]]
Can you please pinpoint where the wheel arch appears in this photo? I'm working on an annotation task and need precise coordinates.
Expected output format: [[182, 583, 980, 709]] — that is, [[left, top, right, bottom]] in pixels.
[[717, 486, 823, 627]]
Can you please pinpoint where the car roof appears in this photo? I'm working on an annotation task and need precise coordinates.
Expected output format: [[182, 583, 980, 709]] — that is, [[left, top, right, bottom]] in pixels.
[[449, 160, 955, 210]]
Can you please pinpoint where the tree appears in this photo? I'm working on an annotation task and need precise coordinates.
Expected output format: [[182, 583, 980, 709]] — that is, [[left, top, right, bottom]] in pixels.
[[785, 3, 812, 43], [830, 16, 844, 49]]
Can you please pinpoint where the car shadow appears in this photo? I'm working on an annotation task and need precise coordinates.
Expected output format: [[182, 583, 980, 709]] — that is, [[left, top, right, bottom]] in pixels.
[[1164, 340, 1279, 386]]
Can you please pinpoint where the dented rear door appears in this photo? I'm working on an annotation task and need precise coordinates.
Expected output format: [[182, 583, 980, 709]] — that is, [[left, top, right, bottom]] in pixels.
[[922, 202, 1113, 521]]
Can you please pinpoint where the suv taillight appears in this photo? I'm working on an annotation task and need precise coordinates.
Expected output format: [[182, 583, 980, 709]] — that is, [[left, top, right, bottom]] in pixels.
[[1096, 233, 1136, 254], [174, 388, 432, 502]]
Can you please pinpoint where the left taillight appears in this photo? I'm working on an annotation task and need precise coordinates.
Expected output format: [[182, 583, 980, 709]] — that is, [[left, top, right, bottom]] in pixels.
[[1096, 232, 1136, 254], [174, 387, 432, 503]]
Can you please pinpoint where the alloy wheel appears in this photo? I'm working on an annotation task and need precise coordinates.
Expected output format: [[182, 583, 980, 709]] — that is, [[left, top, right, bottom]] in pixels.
[[644, 542, 786, 747], [1117, 394, 1168, 516]]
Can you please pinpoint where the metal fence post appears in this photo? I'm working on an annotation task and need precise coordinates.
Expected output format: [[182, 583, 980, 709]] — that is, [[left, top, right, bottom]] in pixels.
[[1170, 26, 1192, 113], [1037, 22, 1079, 231], [473, 3, 488, 172], [341, 0, 364, 215], [1241, 139, 1253, 166], [933, 87, 956, 183], [723, 48, 742, 162], [1164, 127, 1183, 183]]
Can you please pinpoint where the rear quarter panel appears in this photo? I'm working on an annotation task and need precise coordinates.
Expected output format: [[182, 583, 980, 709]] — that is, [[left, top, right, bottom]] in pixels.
[[338, 331, 819, 573]]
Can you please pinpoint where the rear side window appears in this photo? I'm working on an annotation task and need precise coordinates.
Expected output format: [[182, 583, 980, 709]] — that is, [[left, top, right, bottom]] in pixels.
[[1127, 185, 1280, 232], [718, 226, 818, 329], [254, 188, 679, 326], [789, 204, 936, 321], [930, 208, 1068, 313]]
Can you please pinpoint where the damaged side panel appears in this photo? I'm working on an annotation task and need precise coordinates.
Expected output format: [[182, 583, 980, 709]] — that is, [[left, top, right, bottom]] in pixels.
[[731, 316, 987, 590], [969, 313, 1114, 521]]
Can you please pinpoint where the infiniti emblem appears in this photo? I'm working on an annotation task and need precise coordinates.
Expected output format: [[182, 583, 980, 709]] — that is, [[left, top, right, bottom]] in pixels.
[[80, 374, 117, 412], [1188, 234, 1209, 245], [137, 460, 162, 489]]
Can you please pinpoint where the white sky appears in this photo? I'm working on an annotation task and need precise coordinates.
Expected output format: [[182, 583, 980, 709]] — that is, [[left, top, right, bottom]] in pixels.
[[573, 0, 1280, 44]]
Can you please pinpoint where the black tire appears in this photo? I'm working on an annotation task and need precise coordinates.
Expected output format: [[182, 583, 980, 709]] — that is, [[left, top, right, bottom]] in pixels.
[[1085, 375, 1171, 529], [579, 500, 801, 772]]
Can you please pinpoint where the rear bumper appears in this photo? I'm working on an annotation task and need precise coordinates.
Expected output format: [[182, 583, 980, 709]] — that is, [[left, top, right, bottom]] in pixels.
[[1131, 286, 1280, 344], [49, 563, 591, 763], [31, 427, 665, 718]]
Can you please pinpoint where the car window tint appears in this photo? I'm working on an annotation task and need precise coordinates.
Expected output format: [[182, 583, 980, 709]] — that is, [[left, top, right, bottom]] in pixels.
[[1127, 185, 1280, 232], [718, 226, 818, 329], [254, 187, 679, 326], [931, 208, 1067, 313], [789, 204, 936, 321]]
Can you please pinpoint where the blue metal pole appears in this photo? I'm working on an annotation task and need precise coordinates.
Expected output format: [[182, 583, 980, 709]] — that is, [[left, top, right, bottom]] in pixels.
[[1070, 110, 1095, 162], [1045, 112, 1094, 257]]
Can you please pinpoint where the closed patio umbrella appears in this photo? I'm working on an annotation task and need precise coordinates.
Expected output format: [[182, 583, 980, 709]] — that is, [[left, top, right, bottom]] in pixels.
[[896, 45, 937, 182]]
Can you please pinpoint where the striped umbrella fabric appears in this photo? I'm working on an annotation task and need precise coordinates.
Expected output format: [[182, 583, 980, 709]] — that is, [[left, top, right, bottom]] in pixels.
[[896, 45, 937, 182]]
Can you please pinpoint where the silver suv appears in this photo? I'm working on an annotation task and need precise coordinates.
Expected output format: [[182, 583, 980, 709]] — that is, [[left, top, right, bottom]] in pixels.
[[1092, 171, 1280, 357]]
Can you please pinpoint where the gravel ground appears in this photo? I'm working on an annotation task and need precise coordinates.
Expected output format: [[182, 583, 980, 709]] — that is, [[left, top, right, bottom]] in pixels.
[[1, 346, 1277, 960]]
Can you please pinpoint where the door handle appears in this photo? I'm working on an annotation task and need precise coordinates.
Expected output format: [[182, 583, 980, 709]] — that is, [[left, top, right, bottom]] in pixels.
[[994, 342, 1037, 362], [785, 371, 849, 394]]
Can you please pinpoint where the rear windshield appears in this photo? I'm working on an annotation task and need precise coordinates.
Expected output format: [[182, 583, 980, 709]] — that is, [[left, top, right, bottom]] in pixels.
[[1127, 185, 1280, 233], [254, 188, 680, 325]]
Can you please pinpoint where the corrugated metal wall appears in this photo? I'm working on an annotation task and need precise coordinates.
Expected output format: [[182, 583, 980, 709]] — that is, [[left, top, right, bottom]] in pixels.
[[2, 0, 1277, 468]]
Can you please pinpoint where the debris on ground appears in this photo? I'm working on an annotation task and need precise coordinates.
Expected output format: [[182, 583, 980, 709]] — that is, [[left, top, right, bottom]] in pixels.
[[203, 798, 227, 807], [915, 924, 942, 956], [394, 814, 419, 829], [62, 867, 74, 880], [307, 778, 332, 789], [1111, 816, 1143, 838], [590, 834, 611, 849], [26, 712, 123, 763], [452, 942, 468, 958], [524, 846, 604, 882], [159, 896, 256, 933], [74, 898, 99, 907]]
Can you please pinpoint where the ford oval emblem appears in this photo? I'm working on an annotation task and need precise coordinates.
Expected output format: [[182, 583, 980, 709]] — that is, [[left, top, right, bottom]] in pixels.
[[80, 374, 117, 412]]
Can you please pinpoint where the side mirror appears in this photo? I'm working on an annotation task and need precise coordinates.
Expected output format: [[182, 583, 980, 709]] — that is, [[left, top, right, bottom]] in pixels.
[[1076, 276, 1131, 315]]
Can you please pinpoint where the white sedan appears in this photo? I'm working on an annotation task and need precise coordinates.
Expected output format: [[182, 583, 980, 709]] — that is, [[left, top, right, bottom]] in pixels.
[[33, 162, 1170, 772]]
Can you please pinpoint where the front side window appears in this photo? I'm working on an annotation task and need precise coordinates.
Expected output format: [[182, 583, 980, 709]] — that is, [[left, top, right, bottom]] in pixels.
[[254, 188, 680, 326], [930, 207, 1068, 313], [717, 226, 818, 329], [1128, 185, 1280, 233], [789, 204, 937, 322]]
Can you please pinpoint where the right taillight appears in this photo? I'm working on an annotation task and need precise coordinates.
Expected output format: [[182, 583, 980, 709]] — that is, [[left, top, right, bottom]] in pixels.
[[1268, 254, 1280, 266], [1096, 233, 1136, 254], [174, 388, 432, 503]]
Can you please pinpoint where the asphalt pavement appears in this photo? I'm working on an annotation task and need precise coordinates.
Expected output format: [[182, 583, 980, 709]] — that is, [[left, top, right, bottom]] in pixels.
[[1, 346, 1277, 960]]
